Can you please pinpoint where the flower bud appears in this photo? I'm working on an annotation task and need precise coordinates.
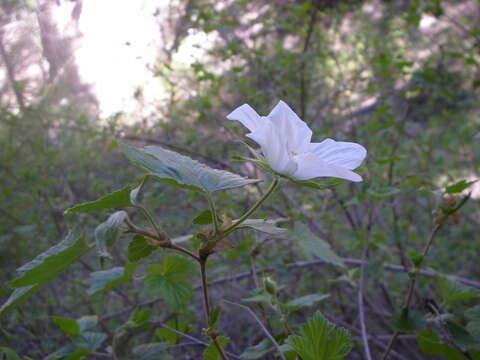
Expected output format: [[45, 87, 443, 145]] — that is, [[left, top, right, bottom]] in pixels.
[[263, 276, 278, 296]]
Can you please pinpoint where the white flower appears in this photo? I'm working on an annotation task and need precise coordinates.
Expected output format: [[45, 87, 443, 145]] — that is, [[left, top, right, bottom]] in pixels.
[[227, 100, 366, 182]]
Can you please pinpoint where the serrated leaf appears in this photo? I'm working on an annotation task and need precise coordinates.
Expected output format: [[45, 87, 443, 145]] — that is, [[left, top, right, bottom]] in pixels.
[[65, 185, 133, 213], [145, 255, 196, 309], [235, 218, 287, 235], [45, 332, 106, 360], [291, 223, 344, 268], [204, 336, 229, 360], [122, 144, 260, 193], [192, 209, 214, 225], [132, 343, 169, 360], [439, 277, 480, 303], [285, 311, 352, 360], [52, 316, 80, 337], [445, 180, 477, 194], [9, 230, 90, 288], [285, 294, 330, 311], [84, 262, 136, 296], [94, 211, 127, 261], [128, 235, 157, 262]]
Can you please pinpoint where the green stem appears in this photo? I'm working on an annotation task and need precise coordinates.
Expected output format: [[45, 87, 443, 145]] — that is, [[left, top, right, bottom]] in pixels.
[[222, 178, 279, 237], [137, 205, 163, 240], [207, 195, 220, 234], [199, 257, 230, 360], [382, 222, 442, 359]]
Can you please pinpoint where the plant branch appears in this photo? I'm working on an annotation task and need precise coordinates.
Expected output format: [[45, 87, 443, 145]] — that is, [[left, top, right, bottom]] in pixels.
[[382, 222, 442, 359], [207, 195, 220, 234], [358, 206, 374, 360], [223, 178, 279, 237]]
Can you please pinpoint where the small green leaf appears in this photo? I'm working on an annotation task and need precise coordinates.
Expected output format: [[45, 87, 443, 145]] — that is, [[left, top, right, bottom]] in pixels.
[[209, 305, 222, 327], [0, 347, 24, 360], [447, 321, 479, 349], [192, 210, 214, 225], [132, 343, 169, 360], [391, 309, 426, 333], [52, 316, 81, 337], [145, 255, 196, 309], [235, 218, 287, 235], [84, 262, 136, 296], [417, 329, 466, 359], [9, 230, 90, 288], [285, 294, 330, 311], [240, 338, 274, 359], [122, 144, 260, 193], [445, 180, 477, 194], [204, 336, 229, 360], [439, 277, 480, 303], [291, 222, 344, 268], [407, 250, 424, 268], [65, 185, 133, 213], [94, 211, 128, 261], [286, 311, 352, 360], [129, 308, 153, 328], [77, 316, 98, 333], [128, 235, 157, 262]]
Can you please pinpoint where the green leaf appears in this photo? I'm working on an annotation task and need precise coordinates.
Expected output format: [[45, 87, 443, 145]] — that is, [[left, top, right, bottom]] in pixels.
[[132, 343, 169, 360], [65, 185, 133, 213], [204, 336, 229, 360], [52, 316, 81, 337], [45, 332, 106, 360], [77, 316, 98, 333], [391, 309, 426, 333], [439, 277, 480, 303], [447, 321, 480, 350], [235, 218, 287, 235], [128, 308, 153, 328], [192, 209, 214, 225], [94, 211, 127, 261], [285, 294, 330, 311], [240, 338, 274, 359], [286, 311, 352, 360], [155, 320, 188, 345], [209, 305, 222, 327], [122, 144, 260, 193], [0, 347, 23, 360], [417, 329, 466, 359], [145, 255, 196, 309], [445, 180, 477, 194], [0, 284, 41, 316], [9, 230, 90, 288], [291, 222, 344, 268], [128, 235, 157, 262], [84, 262, 136, 296]]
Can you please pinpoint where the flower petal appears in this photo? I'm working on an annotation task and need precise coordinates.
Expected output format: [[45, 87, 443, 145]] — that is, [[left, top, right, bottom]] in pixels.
[[310, 138, 367, 170], [247, 120, 297, 175], [226, 104, 264, 133], [293, 153, 363, 182], [267, 101, 312, 153]]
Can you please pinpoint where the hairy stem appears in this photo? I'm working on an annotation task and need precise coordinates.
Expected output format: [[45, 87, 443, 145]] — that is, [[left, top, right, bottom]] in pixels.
[[207, 195, 220, 234]]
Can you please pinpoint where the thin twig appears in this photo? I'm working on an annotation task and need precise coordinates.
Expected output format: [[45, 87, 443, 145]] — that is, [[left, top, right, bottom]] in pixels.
[[222, 299, 287, 360], [358, 207, 374, 360]]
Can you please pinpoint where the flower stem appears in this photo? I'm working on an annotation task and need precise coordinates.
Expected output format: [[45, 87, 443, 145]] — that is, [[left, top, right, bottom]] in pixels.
[[222, 178, 279, 237], [199, 257, 230, 360]]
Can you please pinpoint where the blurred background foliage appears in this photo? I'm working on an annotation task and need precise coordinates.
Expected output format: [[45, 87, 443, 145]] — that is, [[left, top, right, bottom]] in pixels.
[[1, 0, 479, 358]]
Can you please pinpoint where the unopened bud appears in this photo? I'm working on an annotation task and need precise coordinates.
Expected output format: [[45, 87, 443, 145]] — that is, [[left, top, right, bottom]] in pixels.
[[263, 276, 278, 296]]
